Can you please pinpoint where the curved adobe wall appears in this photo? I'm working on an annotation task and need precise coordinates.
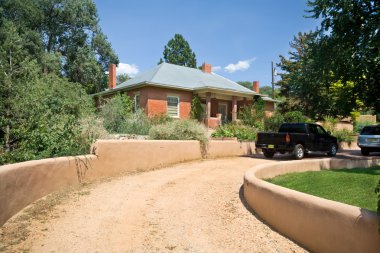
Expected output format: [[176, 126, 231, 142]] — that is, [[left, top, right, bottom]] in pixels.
[[0, 139, 254, 227], [244, 158, 380, 253]]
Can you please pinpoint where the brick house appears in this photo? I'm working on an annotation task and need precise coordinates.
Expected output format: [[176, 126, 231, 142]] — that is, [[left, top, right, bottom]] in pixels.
[[93, 62, 276, 128]]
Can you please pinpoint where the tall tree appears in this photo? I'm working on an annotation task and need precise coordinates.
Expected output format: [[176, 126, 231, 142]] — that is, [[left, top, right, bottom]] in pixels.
[[307, 0, 380, 113], [0, 0, 119, 93], [159, 34, 197, 68]]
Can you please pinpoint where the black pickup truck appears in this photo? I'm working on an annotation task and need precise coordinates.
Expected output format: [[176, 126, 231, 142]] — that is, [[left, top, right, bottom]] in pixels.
[[256, 123, 338, 159]]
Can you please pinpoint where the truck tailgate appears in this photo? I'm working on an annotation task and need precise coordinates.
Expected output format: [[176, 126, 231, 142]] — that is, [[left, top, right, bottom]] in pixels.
[[256, 132, 287, 146]]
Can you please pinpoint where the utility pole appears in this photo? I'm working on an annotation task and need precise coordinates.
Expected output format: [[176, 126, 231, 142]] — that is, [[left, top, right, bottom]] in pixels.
[[271, 61, 275, 99]]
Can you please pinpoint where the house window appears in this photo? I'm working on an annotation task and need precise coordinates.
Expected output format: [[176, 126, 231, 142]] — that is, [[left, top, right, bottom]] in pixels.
[[134, 94, 140, 112], [167, 96, 179, 117]]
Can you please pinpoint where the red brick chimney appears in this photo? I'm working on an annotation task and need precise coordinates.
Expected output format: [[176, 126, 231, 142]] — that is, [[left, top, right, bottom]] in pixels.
[[253, 81, 259, 93], [108, 64, 116, 89], [202, 63, 212, 74]]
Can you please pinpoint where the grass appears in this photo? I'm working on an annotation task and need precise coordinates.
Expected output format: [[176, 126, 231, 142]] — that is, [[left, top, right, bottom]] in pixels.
[[266, 166, 380, 212]]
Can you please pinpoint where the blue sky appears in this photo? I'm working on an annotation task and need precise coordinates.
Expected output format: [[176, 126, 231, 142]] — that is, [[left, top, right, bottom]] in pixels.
[[94, 0, 320, 88]]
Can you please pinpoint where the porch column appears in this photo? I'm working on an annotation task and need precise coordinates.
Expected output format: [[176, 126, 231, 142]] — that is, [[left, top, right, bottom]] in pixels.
[[232, 96, 237, 122], [206, 92, 211, 118]]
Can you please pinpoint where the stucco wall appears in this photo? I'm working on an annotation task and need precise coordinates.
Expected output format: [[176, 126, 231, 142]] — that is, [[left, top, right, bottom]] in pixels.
[[0, 140, 254, 227], [244, 158, 380, 253]]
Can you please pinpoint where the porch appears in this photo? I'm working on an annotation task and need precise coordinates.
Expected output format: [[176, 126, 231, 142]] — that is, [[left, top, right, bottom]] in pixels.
[[196, 91, 254, 129]]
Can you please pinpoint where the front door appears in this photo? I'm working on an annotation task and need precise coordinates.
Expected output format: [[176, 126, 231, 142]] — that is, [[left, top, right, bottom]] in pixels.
[[218, 103, 228, 123]]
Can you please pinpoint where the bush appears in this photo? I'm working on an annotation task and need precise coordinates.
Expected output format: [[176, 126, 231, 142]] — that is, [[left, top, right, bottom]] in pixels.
[[149, 113, 173, 126], [100, 94, 133, 133], [332, 129, 355, 142], [238, 98, 265, 130], [263, 111, 311, 132], [283, 111, 312, 123], [123, 109, 151, 135], [322, 116, 339, 133], [211, 123, 258, 141], [0, 74, 104, 164], [264, 112, 285, 132], [149, 119, 208, 145]]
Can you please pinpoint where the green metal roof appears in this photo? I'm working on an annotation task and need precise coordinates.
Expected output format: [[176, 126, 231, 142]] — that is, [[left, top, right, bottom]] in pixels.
[[94, 63, 259, 96]]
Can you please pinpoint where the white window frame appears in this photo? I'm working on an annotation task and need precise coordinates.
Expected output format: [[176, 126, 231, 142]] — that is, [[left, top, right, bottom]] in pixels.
[[134, 94, 140, 112], [167, 95, 180, 118]]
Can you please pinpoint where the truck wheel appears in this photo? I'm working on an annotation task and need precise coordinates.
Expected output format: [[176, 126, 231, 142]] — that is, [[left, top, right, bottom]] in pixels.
[[327, 143, 338, 157], [263, 149, 275, 158], [361, 148, 370, 156], [293, 144, 304, 160]]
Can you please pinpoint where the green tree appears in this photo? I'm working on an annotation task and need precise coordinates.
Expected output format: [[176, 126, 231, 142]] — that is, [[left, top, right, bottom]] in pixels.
[[306, 0, 380, 114], [117, 73, 130, 84], [0, 0, 119, 93], [159, 34, 197, 68], [237, 81, 252, 90]]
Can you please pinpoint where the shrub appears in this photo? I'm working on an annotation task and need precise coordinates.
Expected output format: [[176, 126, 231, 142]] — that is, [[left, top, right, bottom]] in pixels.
[[149, 119, 208, 145], [263, 111, 311, 132], [100, 94, 133, 133], [211, 123, 258, 141], [283, 111, 312, 123], [0, 74, 103, 165], [190, 95, 204, 120], [238, 98, 265, 130], [149, 113, 173, 126], [122, 109, 151, 135], [264, 112, 285, 132], [332, 129, 355, 143], [321, 116, 339, 133]]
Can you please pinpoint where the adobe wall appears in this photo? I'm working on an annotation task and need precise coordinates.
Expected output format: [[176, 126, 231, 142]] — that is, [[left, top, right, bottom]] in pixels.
[[0, 140, 254, 227], [244, 157, 380, 253]]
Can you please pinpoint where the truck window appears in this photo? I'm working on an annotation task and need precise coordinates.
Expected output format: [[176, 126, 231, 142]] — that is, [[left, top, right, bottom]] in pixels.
[[279, 124, 306, 133], [316, 125, 326, 135], [308, 125, 318, 134]]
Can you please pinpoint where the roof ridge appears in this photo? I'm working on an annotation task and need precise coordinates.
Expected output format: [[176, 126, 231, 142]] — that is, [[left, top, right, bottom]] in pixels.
[[148, 62, 165, 81]]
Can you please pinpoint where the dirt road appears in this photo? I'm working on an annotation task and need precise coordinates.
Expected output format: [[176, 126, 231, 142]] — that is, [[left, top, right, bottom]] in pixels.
[[2, 156, 307, 252]]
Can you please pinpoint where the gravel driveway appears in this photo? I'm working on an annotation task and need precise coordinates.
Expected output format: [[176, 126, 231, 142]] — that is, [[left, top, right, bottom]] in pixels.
[[1, 156, 307, 252]]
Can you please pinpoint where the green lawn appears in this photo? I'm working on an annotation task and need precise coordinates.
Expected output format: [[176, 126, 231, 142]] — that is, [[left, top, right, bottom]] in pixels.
[[266, 166, 380, 212]]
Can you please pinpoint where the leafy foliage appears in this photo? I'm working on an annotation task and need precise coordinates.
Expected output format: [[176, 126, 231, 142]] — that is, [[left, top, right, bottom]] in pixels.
[[278, 1, 379, 118], [307, 0, 380, 113], [238, 98, 265, 130], [159, 34, 197, 68], [100, 94, 133, 133], [320, 116, 354, 142], [116, 73, 130, 84], [190, 95, 204, 120], [0, 74, 106, 164], [0, 0, 119, 93], [264, 111, 312, 132], [211, 123, 258, 141], [149, 119, 207, 145]]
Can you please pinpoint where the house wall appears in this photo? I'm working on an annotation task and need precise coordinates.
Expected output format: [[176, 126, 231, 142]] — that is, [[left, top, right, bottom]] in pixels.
[[127, 86, 192, 119]]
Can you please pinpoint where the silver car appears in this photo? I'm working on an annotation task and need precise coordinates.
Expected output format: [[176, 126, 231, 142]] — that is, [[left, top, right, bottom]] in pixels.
[[357, 124, 380, 155]]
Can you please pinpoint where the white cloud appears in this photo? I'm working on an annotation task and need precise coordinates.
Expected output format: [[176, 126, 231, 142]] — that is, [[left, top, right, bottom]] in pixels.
[[116, 63, 139, 77], [212, 66, 222, 72], [224, 58, 256, 73]]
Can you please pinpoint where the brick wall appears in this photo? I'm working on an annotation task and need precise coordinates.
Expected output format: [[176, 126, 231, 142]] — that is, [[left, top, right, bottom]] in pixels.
[[127, 86, 192, 119]]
